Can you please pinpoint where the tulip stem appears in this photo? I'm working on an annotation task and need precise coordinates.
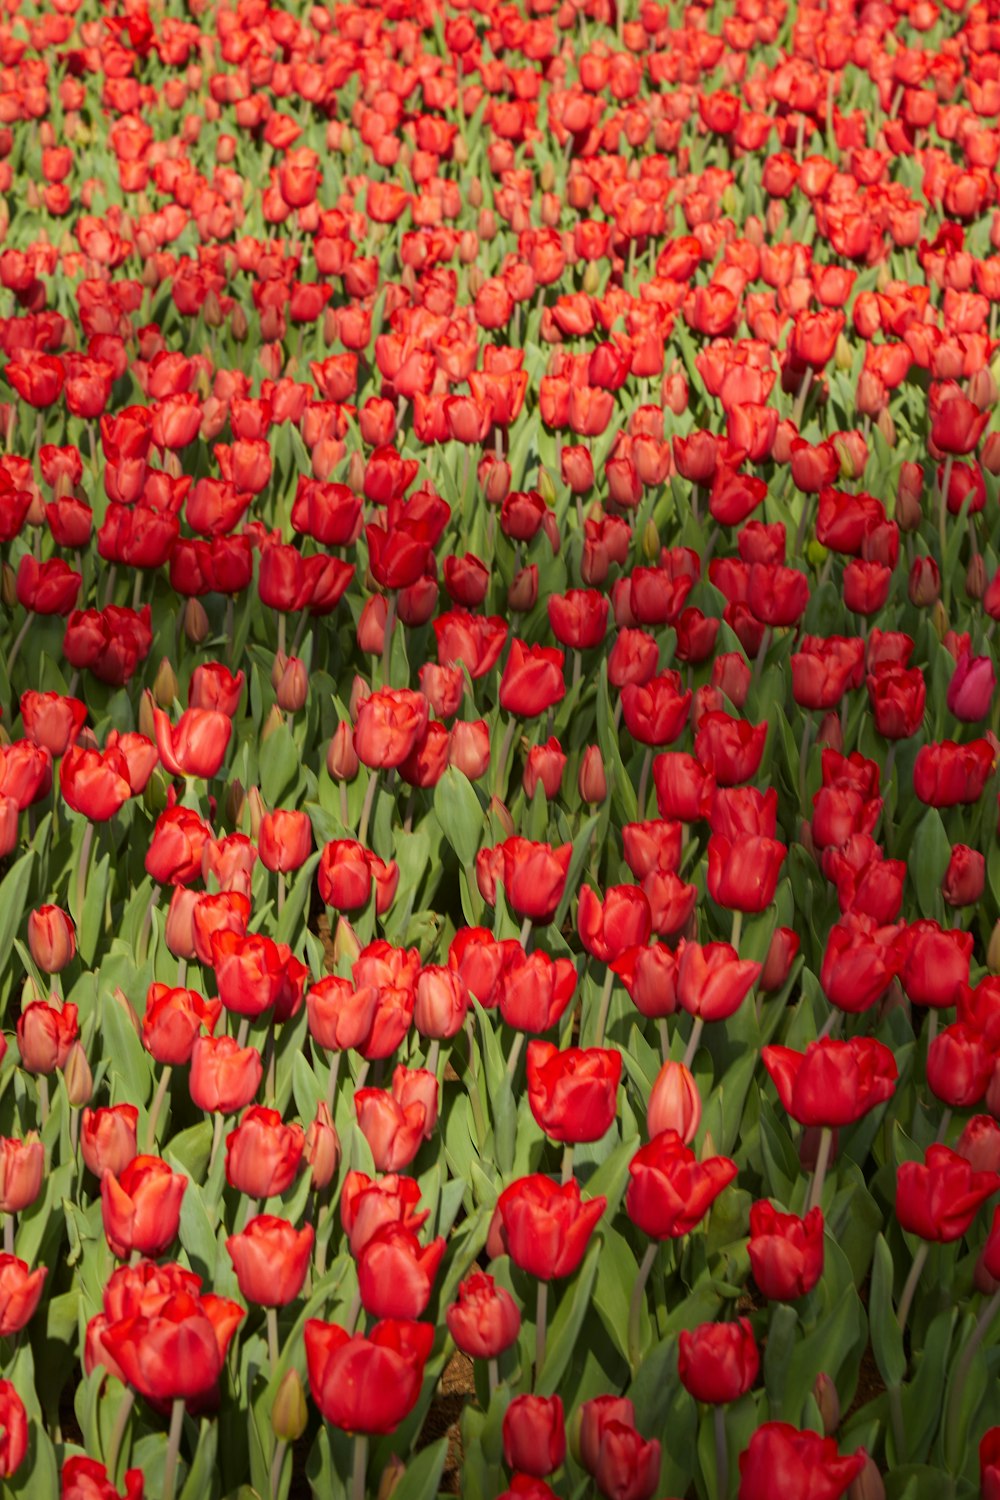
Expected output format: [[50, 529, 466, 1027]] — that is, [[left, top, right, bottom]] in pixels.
[[145, 1066, 172, 1152], [161, 1397, 186, 1500], [488, 1358, 499, 1398], [518, 916, 533, 951], [425, 1039, 440, 1079], [75, 821, 95, 939], [494, 715, 518, 797], [265, 1030, 276, 1104], [806, 1126, 833, 1213], [207, 1112, 225, 1178], [266, 1307, 279, 1377], [177, 958, 187, 988], [381, 594, 397, 686], [2, 1216, 12, 1255], [37, 1075, 49, 1126], [939, 454, 954, 579], [943, 1288, 1000, 1468], [105, 1387, 135, 1486], [357, 769, 378, 850], [798, 715, 815, 818], [682, 1017, 703, 1071], [592, 969, 615, 1047], [658, 1019, 670, 1065], [5, 609, 32, 687], [269, 1439, 287, 1500], [897, 1241, 931, 1332], [753, 627, 772, 684], [628, 1242, 658, 1372], [351, 1432, 368, 1500], [636, 748, 652, 820], [561, 1143, 574, 1184], [714, 1404, 729, 1500], [730, 910, 743, 952], [535, 1280, 548, 1380], [935, 1108, 952, 1144], [325, 1050, 341, 1112], [277, 872, 285, 915], [506, 1031, 525, 1080]]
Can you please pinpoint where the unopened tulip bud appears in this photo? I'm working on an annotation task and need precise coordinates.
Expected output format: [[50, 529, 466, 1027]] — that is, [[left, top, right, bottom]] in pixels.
[[582, 261, 601, 295], [347, 450, 366, 493], [27, 906, 76, 974], [322, 307, 338, 346], [957, 1114, 1000, 1172], [468, 176, 482, 207], [813, 1372, 840, 1436], [275, 656, 308, 713], [966, 553, 987, 599], [982, 431, 1000, 476], [578, 746, 607, 804], [987, 919, 1000, 974], [137, 691, 156, 742], [327, 722, 359, 781], [63, 1042, 92, 1106], [508, 565, 537, 612], [488, 795, 515, 840], [111, 987, 141, 1038], [647, 1060, 701, 1143], [896, 463, 923, 530], [231, 304, 249, 342], [833, 334, 853, 372], [225, 778, 247, 829], [261, 704, 285, 742], [908, 556, 940, 607], [539, 160, 556, 192], [537, 468, 556, 507], [932, 599, 949, 640], [153, 658, 179, 709], [642, 518, 659, 560], [816, 710, 843, 752], [333, 915, 361, 967], [271, 1369, 308, 1442], [376, 1457, 406, 1500], [349, 675, 368, 722], [875, 407, 895, 447], [246, 786, 266, 841], [452, 135, 468, 166], [846, 1457, 885, 1500], [969, 368, 997, 411], [304, 1101, 340, 1190], [663, 372, 688, 415], [183, 597, 210, 644]]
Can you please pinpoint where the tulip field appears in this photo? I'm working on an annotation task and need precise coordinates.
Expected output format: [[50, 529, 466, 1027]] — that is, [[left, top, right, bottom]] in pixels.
[[6, 0, 1000, 1495]]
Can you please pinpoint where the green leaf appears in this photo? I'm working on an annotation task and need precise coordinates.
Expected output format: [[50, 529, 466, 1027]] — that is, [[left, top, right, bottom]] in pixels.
[[259, 721, 300, 807], [908, 809, 950, 918], [536, 1238, 601, 1396], [870, 1233, 906, 1389], [179, 1418, 220, 1500], [0, 849, 34, 985], [389, 1438, 449, 1500], [434, 767, 485, 868]]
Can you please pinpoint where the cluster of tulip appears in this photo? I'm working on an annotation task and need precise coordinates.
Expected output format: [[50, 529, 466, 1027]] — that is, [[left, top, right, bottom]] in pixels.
[[3, 0, 1000, 1494]]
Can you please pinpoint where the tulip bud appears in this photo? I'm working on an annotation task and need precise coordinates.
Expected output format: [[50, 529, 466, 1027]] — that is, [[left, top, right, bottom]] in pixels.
[[578, 746, 607, 804], [965, 551, 987, 599], [225, 778, 247, 829], [982, 431, 1000, 476], [137, 690, 156, 743], [467, 176, 481, 207], [452, 135, 469, 167], [647, 1061, 701, 1143], [246, 786, 266, 841], [153, 657, 179, 709], [846, 1457, 886, 1500], [349, 675, 368, 722], [183, 597, 210, 644], [488, 794, 515, 840], [931, 599, 949, 641], [813, 1372, 840, 1436], [895, 463, 923, 530], [987, 919, 1000, 974], [327, 722, 359, 781], [275, 656, 308, 713], [111, 986, 142, 1038], [582, 261, 601, 295], [376, 1457, 406, 1500], [230, 304, 249, 343], [642, 518, 659, 560], [875, 408, 895, 447], [957, 1114, 1000, 1172], [260, 703, 285, 742], [508, 565, 538, 612], [1, 562, 15, 609], [347, 450, 366, 492], [304, 1101, 340, 1190], [908, 556, 940, 607], [27, 906, 76, 974], [63, 1042, 92, 1106], [333, 915, 361, 967], [271, 1369, 308, 1443], [537, 468, 556, 507]]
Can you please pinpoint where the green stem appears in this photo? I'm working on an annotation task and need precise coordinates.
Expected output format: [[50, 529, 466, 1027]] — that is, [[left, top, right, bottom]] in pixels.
[[730, 909, 743, 953], [75, 821, 95, 939], [592, 968, 615, 1047], [628, 1242, 658, 1372], [505, 1031, 525, 1081], [161, 1398, 186, 1500], [266, 1307, 279, 1377], [5, 610, 33, 690], [535, 1280, 548, 1381], [380, 593, 397, 686], [682, 1016, 704, 1071], [636, 747, 652, 820], [207, 1112, 225, 1179], [806, 1126, 833, 1214], [351, 1432, 368, 1500], [269, 1438, 288, 1500], [897, 1241, 931, 1332], [357, 769, 378, 850], [561, 1142, 574, 1185], [714, 1404, 729, 1500], [944, 1289, 1000, 1468], [494, 715, 518, 798], [105, 1387, 135, 1487], [145, 1066, 172, 1153]]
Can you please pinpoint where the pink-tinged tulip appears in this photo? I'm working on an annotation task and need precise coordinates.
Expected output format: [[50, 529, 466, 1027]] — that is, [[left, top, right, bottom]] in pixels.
[[647, 1061, 701, 1142], [946, 651, 995, 722]]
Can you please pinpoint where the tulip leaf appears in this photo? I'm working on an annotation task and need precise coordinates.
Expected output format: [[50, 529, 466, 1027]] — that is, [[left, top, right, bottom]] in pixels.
[[908, 809, 950, 919], [259, 720, 300, 807], [552, 813, 599, 933], [899, 1308, 956, 1467], [389, 1437, 449, 1500], [0, 847, 34, 983], [79, 850, 110, 968], [179, 1417, 220, 1500], [434, 766, 485, 869], [592, 1224, 649, 1364], [275, 851, 320, 947], [536, 1236, 601, 1396], [870, 1232, 907, 1390]]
